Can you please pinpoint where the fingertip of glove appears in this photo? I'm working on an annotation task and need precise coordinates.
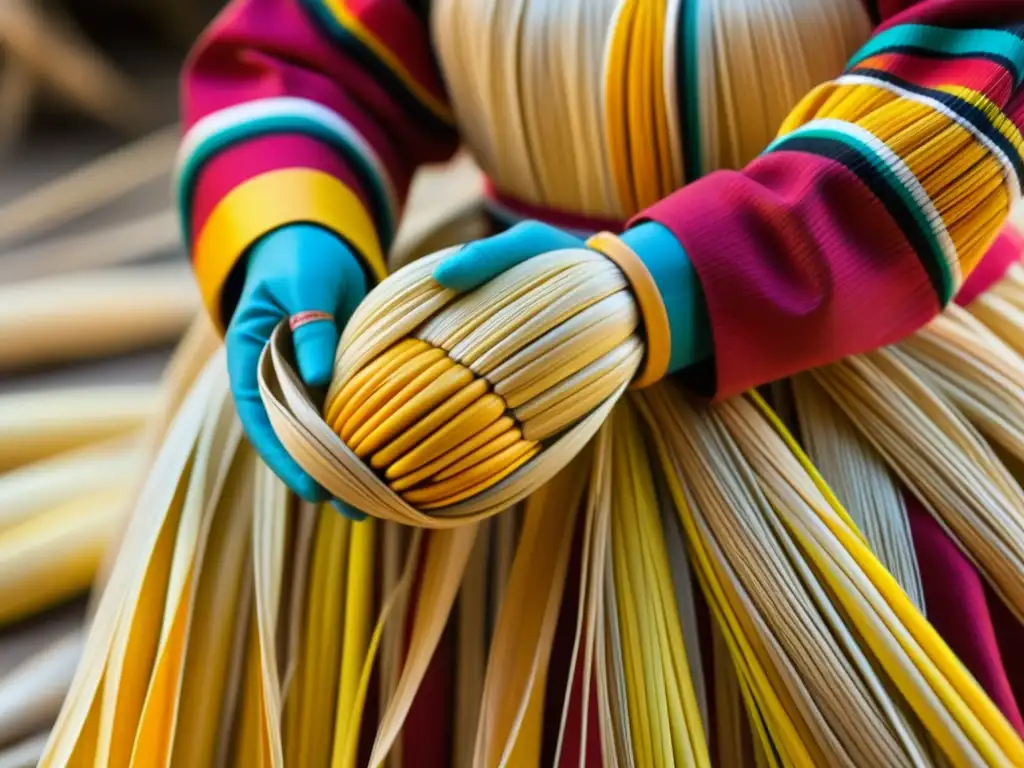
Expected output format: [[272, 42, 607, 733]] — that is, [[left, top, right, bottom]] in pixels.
[[293, 321, 337, 387], [432, 247, 478, 291]]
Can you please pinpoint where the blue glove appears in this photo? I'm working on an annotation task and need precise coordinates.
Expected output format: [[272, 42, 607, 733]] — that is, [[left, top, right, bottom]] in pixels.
[[434, 221, 712, 372], [225, 223, 367, 518]]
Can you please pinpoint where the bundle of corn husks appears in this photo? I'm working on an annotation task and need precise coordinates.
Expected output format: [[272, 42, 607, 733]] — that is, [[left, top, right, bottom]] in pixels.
[[26, 205, 1024, 766], [0, 144, 486, 766]]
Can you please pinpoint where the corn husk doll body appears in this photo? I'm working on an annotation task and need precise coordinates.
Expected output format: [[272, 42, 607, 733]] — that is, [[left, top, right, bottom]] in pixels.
[[41, 0, 1024, 765]]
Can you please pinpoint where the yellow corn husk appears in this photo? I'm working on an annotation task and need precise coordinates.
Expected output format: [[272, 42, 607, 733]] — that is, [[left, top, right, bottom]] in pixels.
[[283, 506, 353, 768], [611, 403, 710, 767], [88, 313, 221, 610], [453, 520, 490, 768], [792, 375, 925, 610], [0, 384, 159, 472], [169, 449, 254, 768], [0, 436, 139, 536], [638, 381, 1024, 768], [0, 486, 129, 627], [39, 358, 221, 767], [259, 245, 641, 527], [369, 525, 477, 766], [331, 515, 376, 768], [127, 384, 245, 768], [811, 347, 1024, 622], [470, 448, 589, 768], [0, 263, 198, 372], [30, 155, 1024, 768], [565, 403, 710, 768]]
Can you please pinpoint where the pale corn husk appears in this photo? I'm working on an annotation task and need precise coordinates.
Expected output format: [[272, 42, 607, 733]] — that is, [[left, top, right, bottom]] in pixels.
[[792, 375, 926, 610], [0, 125, 176, 247], [0, 210, 178, 283], [38, 352, 471, 767], [260, 245, 643, 526], [0, 486, 130, 626], [40, 287, 1024, 767], [810, 345, 1024, 622], [0, 384, 158, 472], [637, 382, 1024, 768], [553, 404, 709, 768], [0, 263, 198, 371], [0, 437, 139, 535]]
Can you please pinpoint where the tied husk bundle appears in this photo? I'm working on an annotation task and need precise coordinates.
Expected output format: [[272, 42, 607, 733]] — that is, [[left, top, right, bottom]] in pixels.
[[259, 245, 645, 527]]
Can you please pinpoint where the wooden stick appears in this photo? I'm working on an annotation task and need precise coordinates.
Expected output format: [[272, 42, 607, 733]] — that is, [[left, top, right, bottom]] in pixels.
[[0, 60, 34, 157], [0, 125, 178, 246], [0, 0, 152, 134], [0, 209, 179, 283]]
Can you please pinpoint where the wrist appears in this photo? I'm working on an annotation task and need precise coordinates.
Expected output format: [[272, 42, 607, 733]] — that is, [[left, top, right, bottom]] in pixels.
[[619, 222, 712, 373], [252, 223, 367, 288]]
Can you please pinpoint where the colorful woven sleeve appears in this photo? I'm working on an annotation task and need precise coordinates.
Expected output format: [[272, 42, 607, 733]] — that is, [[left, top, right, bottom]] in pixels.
[[633, 0, 1024, 399], [178, 0, 457, 330]]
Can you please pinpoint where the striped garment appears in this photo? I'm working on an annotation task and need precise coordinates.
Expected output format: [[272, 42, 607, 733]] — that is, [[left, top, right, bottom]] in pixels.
[[180, 0, 1024, 399], [179, 0, 458, 327]]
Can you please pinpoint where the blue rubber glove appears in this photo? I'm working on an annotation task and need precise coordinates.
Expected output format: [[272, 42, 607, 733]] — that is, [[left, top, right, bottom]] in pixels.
[[434, 220, 712, 372], [225, 223, 367, 519]]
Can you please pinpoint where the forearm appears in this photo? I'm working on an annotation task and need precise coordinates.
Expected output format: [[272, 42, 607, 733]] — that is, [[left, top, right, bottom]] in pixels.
[[177, 0, 458, 331], [631, 0, 1024, 397]]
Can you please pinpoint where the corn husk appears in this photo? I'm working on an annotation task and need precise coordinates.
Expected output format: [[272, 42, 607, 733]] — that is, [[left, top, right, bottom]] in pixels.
[[637, 382, 1023, 767], [0, 486, 130, 626], [260, 246, 642, 525], [0, 263, 198, 371], [0, 384, 158, 472], [0, 124, 176, 246], [0, 437, 139, 535]]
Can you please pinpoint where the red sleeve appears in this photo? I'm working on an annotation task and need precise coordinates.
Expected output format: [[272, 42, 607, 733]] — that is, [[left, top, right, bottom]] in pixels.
[[177, 0, 458, 330], [633, 0, 1024, 398]]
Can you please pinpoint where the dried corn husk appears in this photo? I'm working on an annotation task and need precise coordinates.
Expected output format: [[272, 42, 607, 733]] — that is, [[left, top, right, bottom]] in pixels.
[[0, 437, 139, 535], [0, 263, 198, 371], [260, 246, 641, 526], [0, 385, 158, 471], [637, 383, 1023, 767], [0, 486, 130, 626]]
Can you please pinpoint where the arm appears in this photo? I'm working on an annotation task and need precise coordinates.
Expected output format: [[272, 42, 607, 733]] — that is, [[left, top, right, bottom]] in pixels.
[[177, 0, 457, 504], [632, 0, 1024, 398], [178, 0, 458, 330]]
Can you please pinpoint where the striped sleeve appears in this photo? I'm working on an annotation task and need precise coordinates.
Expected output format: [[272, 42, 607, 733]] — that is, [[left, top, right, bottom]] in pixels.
[[178, 0, 457, 331], [633, 0, 1024, 399]]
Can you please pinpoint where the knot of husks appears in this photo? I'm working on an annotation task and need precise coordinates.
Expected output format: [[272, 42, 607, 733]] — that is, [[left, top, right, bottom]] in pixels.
[[260, 245, 645, 527]]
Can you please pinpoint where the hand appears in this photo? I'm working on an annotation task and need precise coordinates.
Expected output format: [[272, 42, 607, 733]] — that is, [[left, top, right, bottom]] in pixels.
[[435, 220, 711, 372], [226, 223, 367, 517], [433, 221, 583, 291]]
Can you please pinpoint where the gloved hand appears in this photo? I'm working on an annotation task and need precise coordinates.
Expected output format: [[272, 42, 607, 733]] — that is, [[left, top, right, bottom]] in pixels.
[[226, 223, 367, 517], [434, 220, 712, 372]]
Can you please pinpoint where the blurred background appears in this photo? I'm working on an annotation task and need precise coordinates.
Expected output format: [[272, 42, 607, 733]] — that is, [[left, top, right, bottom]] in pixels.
[[0, 0, 221, 392]]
